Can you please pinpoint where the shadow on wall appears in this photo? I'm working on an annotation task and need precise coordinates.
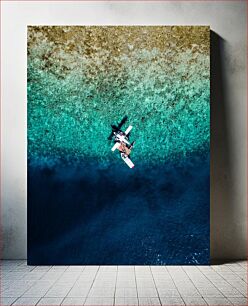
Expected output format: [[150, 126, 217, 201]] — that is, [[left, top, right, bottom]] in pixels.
[[210, 31, 243, 263]]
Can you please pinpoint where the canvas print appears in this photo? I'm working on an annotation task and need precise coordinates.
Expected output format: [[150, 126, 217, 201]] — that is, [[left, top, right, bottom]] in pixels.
[[28, 26, 210, 264]]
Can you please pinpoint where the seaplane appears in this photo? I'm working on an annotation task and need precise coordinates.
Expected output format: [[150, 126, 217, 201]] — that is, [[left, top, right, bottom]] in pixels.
[[108, 116, 135, 169]]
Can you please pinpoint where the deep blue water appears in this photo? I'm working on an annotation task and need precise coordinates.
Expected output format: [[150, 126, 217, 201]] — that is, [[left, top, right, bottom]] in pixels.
[[28, 152, 209, 265]]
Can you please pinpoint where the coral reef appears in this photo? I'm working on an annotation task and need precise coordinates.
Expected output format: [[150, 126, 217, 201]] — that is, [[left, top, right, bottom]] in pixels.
[[28, 26, 210, 167]]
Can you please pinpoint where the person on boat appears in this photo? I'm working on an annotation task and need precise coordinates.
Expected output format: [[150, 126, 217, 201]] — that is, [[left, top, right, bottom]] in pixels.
[[117, 141, 135, 156]]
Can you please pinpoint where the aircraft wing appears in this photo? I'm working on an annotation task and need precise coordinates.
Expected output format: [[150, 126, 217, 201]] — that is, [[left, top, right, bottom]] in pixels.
[[124, 125, 132, 135], [121, 153, 135, 168], [111, 142, 120, 152]]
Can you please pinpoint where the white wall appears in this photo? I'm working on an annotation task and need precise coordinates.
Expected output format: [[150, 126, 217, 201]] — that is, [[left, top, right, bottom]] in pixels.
[[1, 1, 246, 260]]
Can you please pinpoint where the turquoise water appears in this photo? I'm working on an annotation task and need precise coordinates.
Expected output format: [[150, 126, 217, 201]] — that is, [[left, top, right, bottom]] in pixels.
[[28, 27, 209, 167]]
